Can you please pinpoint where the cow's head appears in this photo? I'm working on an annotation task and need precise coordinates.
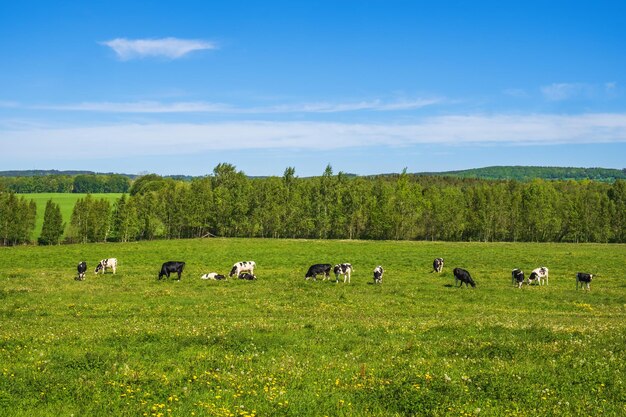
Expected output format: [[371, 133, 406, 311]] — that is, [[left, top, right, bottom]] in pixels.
[[229, 265, 238, 277], [95, 262, 103, 273]]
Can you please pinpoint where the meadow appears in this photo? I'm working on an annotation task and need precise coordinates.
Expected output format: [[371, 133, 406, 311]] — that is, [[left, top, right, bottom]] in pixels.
[[0, 238, 624, 416], [26, 193, 122, 239]]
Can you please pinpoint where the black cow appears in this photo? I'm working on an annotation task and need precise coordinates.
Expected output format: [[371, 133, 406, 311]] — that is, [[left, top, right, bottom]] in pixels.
[[305, 264, 332, 281], [512, 268, 525, 288], [576, 272, 594, 290], [238, 272, 257, 280], [453, 267, 476, 288], [159, 261, 185, 280], [433, 258, 444, 273], [76, 261, 87, 281], [373, 265, 384, 284]]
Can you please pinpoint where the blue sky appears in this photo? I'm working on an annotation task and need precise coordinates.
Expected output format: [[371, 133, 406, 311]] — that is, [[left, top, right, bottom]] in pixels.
[[1, 0, 625, 176]]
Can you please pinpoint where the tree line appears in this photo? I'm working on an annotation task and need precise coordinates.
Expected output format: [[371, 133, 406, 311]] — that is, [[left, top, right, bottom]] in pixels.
[[432, 166, 626, 182], [2, 163, 626, 246], [0, 174, 131, 193]]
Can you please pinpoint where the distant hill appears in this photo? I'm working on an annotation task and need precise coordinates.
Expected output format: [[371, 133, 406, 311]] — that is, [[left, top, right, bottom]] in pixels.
[[0, 170, 196, 181], [0, 169, 103, 177], [416, 166, 626, 182], [2, 166, 625, 183]]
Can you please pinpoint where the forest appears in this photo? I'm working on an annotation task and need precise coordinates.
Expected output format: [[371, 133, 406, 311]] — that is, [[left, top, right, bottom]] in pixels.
[[0, 173, 131, 193], [1, 163, 626, 246]]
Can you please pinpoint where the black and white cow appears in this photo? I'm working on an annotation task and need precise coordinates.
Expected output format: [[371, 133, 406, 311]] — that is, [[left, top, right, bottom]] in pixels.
[[229, 261, 256, 278], [305, 264, 332, 281], [453, 268, 476, 288], [576, 272, 594, 290], [95, 258, 117, 275], [333, 263, 353, 283], [528, 267, 549, 286], [238, 272, 257, 280], [201, 272, 226, 280], [159, 261, 185, 280], [76, 261, 87, 281], [433, 258, 444, 273], [373, 265, 384, 284], [511, 268, 525, 288]]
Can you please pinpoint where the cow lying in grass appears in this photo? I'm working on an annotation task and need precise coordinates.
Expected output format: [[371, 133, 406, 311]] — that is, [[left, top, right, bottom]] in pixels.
[[201, 272, 226, 280], [576, 272, 593, 290], [238, 272, 257, 280], [453, 268, 476, 288]]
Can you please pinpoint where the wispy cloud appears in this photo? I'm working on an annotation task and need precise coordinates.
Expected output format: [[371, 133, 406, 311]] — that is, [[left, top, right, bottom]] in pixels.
[[503, 88, 529, 99], [541, 83, 589, 101], [0, 101, 19, 108], [28, 98, 444, 114], [34, 101, 233, 113], [101, 37, 217, 60], [3, 113, 626, 159]]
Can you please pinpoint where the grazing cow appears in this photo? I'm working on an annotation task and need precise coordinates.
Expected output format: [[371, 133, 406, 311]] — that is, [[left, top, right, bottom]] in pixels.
[[201, 272, 226, 280], [333, 263, 353, 283], [528, 267, 549, 286], [76, 261, 87, 281], [373, 265, 384, 284], [95, 258, 117, 275], [453, 268, 476, 288], [511, 268, 525, 288], [159, 261, 185, 280], [238, 272, 257, 280], [305, 264, 332, 281], [576, 272, 593, 290], [229, 261, 256, 278], [433, 258, 444, 273]]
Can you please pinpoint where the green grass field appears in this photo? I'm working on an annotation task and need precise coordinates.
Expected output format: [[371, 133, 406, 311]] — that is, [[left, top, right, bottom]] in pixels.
[[1, 239, 625, 416], [26, 193, 122, 239]]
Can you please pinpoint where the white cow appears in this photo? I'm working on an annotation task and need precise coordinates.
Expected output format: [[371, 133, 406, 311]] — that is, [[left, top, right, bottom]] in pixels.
[[201, 272, 226, 280], [528, 267, 549, 285], [229, 261, 256, 278], [95, 258, 117, 274]]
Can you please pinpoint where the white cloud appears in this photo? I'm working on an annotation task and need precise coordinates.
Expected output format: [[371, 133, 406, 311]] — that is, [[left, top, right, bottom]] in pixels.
[[540, 83, 589, 101], [3, 113, 626, 160], [503, 88, 529, 98], [101, 37, 217, 60], [29, 98, 444, 114], [34, 101, 233, 113]]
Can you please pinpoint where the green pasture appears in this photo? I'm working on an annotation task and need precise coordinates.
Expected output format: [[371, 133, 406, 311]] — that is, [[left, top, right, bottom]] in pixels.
[[25, 193, 122, 239], [0, 239, 625, 416]]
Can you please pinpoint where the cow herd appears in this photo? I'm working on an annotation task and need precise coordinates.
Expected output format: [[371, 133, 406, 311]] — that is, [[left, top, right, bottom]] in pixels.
[[74, 257, 596, 290]]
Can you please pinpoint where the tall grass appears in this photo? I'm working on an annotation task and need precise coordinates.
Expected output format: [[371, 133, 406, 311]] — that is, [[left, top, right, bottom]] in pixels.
[[0, 239, 624, 416]]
